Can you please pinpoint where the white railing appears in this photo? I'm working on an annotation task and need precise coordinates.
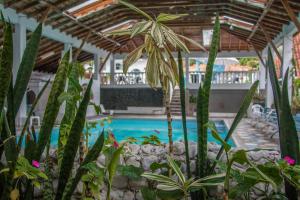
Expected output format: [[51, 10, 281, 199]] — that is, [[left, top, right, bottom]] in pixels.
[[100, 71, 259, 86], [189, 71, 259, 85], [100, 72, 147, 85]]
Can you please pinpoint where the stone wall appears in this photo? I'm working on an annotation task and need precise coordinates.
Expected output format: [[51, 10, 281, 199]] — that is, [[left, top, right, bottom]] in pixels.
[[38, 142, 280, 200]]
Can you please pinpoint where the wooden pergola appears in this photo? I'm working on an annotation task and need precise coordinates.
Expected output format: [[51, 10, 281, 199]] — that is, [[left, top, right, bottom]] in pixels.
[[2, 0, 300, 72]]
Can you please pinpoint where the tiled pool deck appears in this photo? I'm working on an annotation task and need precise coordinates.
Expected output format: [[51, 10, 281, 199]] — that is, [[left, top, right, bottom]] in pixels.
[[88, 114, 279, 150]]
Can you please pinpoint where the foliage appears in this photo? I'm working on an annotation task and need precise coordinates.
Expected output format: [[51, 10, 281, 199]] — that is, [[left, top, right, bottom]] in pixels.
[[81, 162, 104, 200], [117, 165, 144, 180], [238, 57, 259, 69], [196, 15, 220, 181], [35, 51, 70, 161], [63, 131, 105, 200], [109, 0, 203, 155], [143, 155, 225, 199], [178, 50, 191, 178], [266, 48, 300, 198], [209, 80, 259, 173], [13, 23, 43, 116], [141, 135, 161, 145], [106, 146, 123, 200], [55, 78, 93, 200]]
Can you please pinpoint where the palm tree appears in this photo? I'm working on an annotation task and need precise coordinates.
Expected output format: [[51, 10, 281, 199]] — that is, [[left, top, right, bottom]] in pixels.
[[109, 0, 204, 155]]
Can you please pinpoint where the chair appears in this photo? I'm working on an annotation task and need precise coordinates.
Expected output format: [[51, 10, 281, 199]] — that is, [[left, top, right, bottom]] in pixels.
[[251, 104, 264, 119]]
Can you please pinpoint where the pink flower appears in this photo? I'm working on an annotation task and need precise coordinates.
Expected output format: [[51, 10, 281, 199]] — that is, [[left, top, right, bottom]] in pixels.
[[113, 141, 119, 149], [32, 160, 40, 168], [284, 156, 296, 166]]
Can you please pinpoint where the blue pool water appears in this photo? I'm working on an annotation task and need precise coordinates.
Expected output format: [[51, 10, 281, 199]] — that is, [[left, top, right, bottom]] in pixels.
[[49, 118, 233, 147]]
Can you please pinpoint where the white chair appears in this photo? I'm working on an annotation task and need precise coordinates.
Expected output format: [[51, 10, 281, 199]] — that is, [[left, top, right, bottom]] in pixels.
[[251, 104, 264, 119]]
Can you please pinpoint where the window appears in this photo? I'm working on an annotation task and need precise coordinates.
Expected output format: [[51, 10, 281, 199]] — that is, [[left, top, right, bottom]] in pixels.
[[203, 29, 213, 46]]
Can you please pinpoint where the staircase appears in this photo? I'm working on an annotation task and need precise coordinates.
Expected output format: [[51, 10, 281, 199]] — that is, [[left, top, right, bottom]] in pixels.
[[170, 89, 182, 115]]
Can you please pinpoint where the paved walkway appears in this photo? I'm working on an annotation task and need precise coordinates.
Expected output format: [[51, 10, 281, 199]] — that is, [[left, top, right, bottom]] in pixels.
[[228, 118, 279, 150]]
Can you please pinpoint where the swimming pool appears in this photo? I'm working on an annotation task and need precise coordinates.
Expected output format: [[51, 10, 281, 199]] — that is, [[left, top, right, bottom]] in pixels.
[[49, 118, 233, 147]]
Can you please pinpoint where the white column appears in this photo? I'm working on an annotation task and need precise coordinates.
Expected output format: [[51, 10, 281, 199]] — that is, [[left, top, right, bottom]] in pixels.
[[263, 47, 274, 108], [282, 32, 293, 103], [93, 54, 101, 105], [258, 53, 266, 91], [110, 54, 115, 85], [13, 14, 27, 125], [185, 54, 189, 88]]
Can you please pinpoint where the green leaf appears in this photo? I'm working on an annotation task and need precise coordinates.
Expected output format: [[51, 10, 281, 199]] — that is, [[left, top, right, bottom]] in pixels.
[[17, 79, 50, 153], [141, 187, 157, 200], [106, 146, 123, 199], [197, 15, 220, 179], [280, 69, 300, 163], [0, 21, 13, 115], [206, 121, 231, 152], [35, 50, 70, 161], [13, 23, 43, 115], [62, 131, 105, 200], [210, 80, 259, 173], [123, 44, 145, 74], [117, 165, 144, 180], [167, 155, 185, 184], [55, 78, 93, 200], [156, 13, 187, 22]]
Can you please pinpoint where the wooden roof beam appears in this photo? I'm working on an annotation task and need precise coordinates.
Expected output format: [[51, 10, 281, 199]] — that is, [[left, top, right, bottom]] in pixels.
[[259, 23, 282, 62], [281, 0, 300, 32], [247, 0, 275, 42]]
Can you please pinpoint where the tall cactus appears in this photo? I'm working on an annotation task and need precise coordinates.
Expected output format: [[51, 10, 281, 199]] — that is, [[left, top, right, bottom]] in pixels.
[[196, 15, 220, 179]]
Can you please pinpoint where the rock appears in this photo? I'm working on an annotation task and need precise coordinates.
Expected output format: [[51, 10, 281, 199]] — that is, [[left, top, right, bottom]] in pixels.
[[173, 142, 185, 155], [208, 142, 220, 153], [129, 178, 148, 189], [123, 191, 135, 200], [75, 181, 83, 194], [135, 191, 143, 200], [97, 154, 106, 166], [180, 163, 186, 173], [141, 144, 153, 154], [126, 156, 141, 167], [255, 122, 265, 129], [112, 175, 128, 189], [142, 155, 158, 170], [110, 189, 124, 200], [190, 160, 196, 173], [128, 144, 141, 155], [141, 144, 166, 155], [189, 144, 197, 158], [208, 151, 216, 160]]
